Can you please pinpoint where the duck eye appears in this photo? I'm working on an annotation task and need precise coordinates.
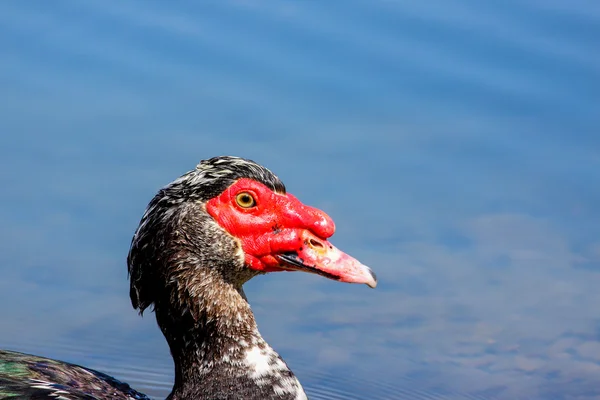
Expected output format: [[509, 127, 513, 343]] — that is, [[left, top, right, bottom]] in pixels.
[[235, 192, 256, 208]]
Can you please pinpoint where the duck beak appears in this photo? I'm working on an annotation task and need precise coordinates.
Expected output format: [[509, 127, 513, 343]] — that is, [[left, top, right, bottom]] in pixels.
[[275, 231, 377, 289]]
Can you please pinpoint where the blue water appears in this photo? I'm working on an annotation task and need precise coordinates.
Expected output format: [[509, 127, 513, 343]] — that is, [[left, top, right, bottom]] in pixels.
[[0, 1, 599, 399]]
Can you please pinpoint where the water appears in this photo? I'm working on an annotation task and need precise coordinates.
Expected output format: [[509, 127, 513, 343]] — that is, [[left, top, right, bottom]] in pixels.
[[0, 1, 598, 399]]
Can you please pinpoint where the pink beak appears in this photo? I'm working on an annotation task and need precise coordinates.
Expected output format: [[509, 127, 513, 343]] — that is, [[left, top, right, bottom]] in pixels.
[[276, 230, 377, 288]]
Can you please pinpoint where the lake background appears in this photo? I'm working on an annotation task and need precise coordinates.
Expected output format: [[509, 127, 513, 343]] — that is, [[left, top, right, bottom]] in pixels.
[[0, 1, 599, 399]]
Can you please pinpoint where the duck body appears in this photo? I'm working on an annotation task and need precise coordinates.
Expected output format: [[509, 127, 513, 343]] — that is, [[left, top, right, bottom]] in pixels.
[[0, 156, 376, 399], [0, 349, 149, 399], [0, 343, 300, 400]]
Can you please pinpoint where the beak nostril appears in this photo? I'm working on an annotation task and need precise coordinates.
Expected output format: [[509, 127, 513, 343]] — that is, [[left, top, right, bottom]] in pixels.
[[308, 238, 325, 249]]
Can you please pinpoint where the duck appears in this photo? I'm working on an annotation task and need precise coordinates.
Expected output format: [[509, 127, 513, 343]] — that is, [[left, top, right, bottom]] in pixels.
[[0, 156, 377, 400]]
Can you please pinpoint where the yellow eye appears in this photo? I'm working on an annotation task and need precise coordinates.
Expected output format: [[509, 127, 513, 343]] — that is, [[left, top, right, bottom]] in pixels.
[[235, 192, 256, 208]]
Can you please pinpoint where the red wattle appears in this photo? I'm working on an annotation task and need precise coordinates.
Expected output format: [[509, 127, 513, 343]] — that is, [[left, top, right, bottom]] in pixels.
[[206, 178, 335, 271]]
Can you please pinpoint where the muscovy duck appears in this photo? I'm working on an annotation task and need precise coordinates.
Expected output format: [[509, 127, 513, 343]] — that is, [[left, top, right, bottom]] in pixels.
[[0, 156, 377, 400]]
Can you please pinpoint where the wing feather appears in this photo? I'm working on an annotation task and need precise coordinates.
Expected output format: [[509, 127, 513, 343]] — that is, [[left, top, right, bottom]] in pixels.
[[0, 350, 150, 400]]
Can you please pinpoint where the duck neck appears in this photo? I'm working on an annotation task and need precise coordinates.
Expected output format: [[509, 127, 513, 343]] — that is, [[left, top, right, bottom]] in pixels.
[[155, 268, 307, 400]]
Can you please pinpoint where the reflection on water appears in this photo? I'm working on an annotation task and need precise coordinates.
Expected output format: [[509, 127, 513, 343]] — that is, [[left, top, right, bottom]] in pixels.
[[0, 0, 598, 399]]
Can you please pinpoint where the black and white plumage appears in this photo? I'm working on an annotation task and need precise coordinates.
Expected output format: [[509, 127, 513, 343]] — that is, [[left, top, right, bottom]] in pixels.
[[0, 156, 377, 400]]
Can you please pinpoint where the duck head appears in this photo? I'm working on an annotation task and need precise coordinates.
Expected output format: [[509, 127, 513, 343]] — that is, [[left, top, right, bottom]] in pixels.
[[127, 156, 376, 314]]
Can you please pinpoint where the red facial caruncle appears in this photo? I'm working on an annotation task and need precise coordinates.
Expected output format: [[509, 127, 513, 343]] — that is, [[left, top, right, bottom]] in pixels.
[[206, 178, 377, 288]]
